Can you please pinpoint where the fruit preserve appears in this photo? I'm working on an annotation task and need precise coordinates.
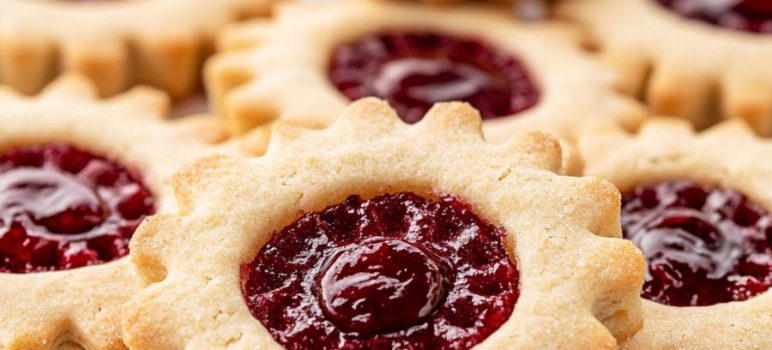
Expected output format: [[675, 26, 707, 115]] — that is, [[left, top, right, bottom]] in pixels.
[[0, 144, 155, 273], [241, 192, 519, 349], [329, 32, 540, 124], [622, 180, 771, 306]]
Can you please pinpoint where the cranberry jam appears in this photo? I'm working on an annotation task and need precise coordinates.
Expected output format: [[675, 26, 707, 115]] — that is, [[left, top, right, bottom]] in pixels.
[[241, 192, 519, 349], [328, 32, 540, 124], [655, 0, 772, 33], [621, 180, 771, 306], [0, 144, 155, 273]]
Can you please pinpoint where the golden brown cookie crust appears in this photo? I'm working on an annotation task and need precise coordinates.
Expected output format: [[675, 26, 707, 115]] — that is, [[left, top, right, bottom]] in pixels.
[[558, 0, 772, 135], [578, 119, 772, 350], [0, 0, 272, 99], [123, 98, 645, 349], [207, 0, 644, 142], [0, 76, 265, 350]]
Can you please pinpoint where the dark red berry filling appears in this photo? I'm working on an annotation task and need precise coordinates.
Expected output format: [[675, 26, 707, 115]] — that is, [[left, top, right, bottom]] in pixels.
[[328, 32, 540, 124], [0, 144, 155, 273], [655, 0, 772, 33], [318, 238, 453, 335], [241, 192, 519, 350], [622, 180, 771, 306]]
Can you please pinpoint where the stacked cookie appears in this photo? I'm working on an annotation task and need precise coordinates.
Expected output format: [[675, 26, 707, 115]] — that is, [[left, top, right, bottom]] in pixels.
[[0, 1, 769, 349]]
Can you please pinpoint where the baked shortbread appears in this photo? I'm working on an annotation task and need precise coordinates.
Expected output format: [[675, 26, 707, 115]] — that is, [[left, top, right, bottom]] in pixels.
[[558, 0, 772, 135], [207, 0, 644, 141], [0, 0, 272, 98], [123, 98, 645, 349], [0, 76, 267, 350], [578, 119, 772, 349]]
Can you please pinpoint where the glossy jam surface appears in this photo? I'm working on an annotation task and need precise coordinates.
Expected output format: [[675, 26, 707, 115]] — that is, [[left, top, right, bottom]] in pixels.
[[318, 238, 452, 335], [622, 181, 771, 306], [655, 0, 772, 33], [242, 193, 519, 349], [329, 32, 540, 124], [0, 144, 155, 273]]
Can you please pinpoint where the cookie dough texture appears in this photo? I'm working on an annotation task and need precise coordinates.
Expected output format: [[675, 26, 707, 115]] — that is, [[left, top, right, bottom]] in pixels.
[[123, 98, 645, 350], [578, 118, 772, 350], [0, 75, 266, 350], [559, 0, 772, 135], [0, 0, 272, 98]]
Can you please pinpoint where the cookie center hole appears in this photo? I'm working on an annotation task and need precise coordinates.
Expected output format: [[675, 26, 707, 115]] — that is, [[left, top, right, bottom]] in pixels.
[[328, 31, 540, 123], [0, 144, 155, 273], [622, 180, 771, 306], [241, 192, 519, 349]]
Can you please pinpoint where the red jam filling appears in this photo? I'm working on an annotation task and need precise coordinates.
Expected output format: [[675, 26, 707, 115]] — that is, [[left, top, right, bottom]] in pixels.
[[655, 0, 772, 33], [328, 32, 540, 124], [241, 192, 519, 349], [622, 180, 771, 306], [0, 144, 155, 273]]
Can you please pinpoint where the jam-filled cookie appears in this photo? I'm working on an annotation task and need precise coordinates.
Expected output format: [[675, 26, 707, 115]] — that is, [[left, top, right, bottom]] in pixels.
[[0, 76, 266, 350], [207, 0, 644, 142], [0, 0, 271, 98], [558, 0, 772, 135], [122, 98, 645, 349], [578, 119, 772, 349]]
